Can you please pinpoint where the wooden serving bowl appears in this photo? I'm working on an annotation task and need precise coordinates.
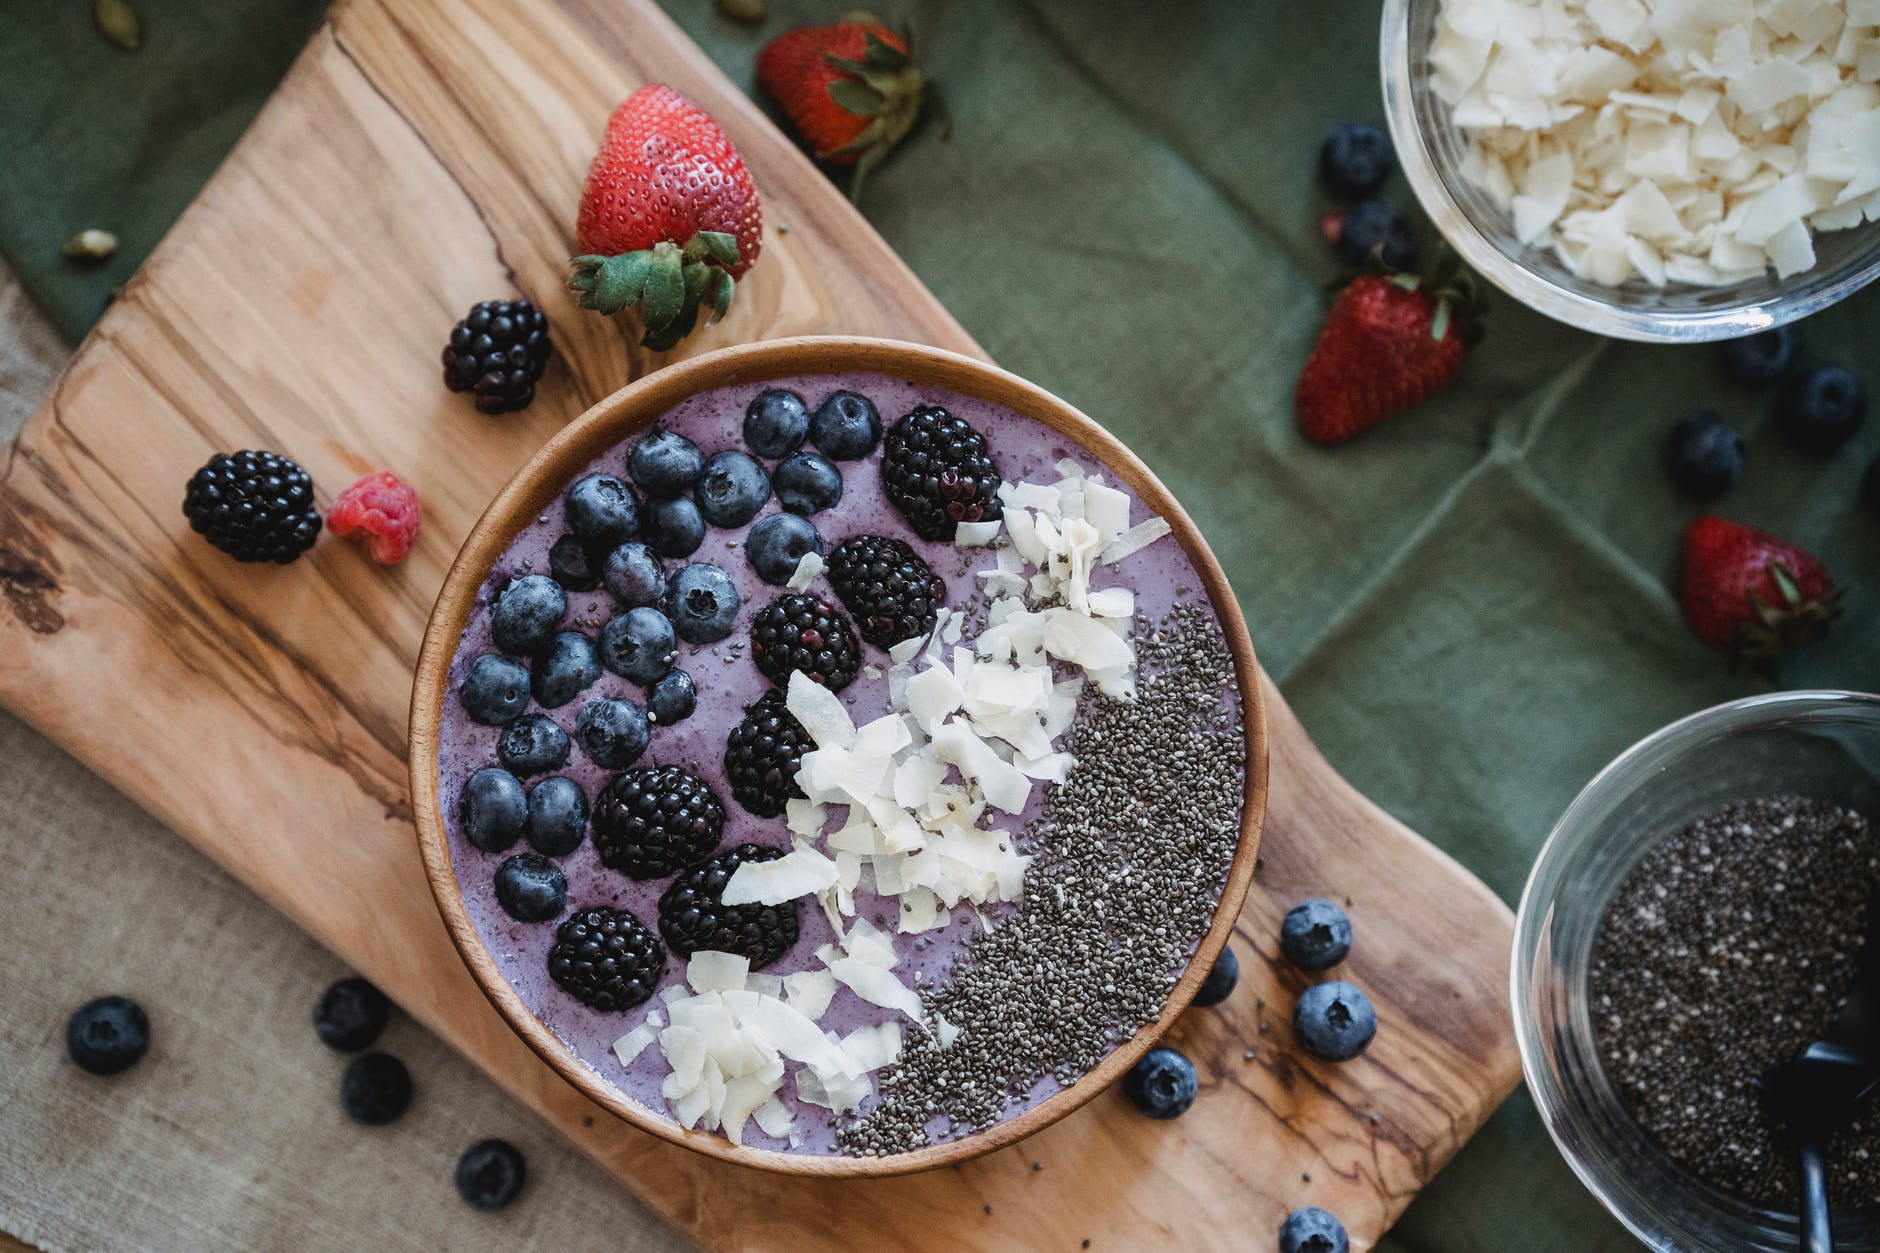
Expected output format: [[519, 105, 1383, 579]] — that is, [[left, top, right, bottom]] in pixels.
[[410, 336, 1269, 1176]]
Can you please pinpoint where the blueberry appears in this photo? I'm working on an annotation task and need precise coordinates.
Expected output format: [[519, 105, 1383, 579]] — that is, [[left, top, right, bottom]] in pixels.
[[666, 563, 742, 644], [1294, 980, 1377, 1061], [1664, 411, 1744, 499], [1280, 899, 1353, 971], [1279, 1206, 1350, 1253], [456, 1138, 527, 1211], [695, 450, 771, 527], [746, 512, 822, 586], [648, 668, 698, 726], [599, 606, 676, 685], [525, 776, 588, 856], [313, 978, 391, 1052], [627, 426, 704, 497], [575, 698, 649, 769], [547, 534, 603, 592], [1335, 201, 1418, 271], [496, 713, 571, 777], [1778, 364, 1868, 453], [565, 473, 639, 545], [459, 654, 530, 725], [1191, 946, 1239, 1008], [490, 574, 566, 655], [642, 493, 705, 558], [1719, 325, 1799, 386], [341, 1052, 413, 1126], [530, 632, 601, 708], [66, 996, 150, 1076], [773, 452, 844, 515], [602, 542, 667, 608], [809, 390, 882, 460], [1121, 1046, 1197, 1118], [462, 767, 527, 852], [1866, 452, 1880, 516], [743, 388, 810, 458], [1320, 122, 1395, 199], [494, 852, 567, 923]]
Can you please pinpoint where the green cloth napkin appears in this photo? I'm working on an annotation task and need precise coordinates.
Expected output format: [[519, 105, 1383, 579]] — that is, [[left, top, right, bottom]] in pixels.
[[3, 1, 1878, 1249]]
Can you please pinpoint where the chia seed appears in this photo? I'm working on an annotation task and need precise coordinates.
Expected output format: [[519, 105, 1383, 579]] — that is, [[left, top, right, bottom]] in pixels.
[[1588, 796, 1880, 1208], [835, 605, 1244, 1155]]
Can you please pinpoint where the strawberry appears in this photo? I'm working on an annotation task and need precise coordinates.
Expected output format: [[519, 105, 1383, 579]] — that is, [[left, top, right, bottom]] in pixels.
[[1296, 254, 1484, 444], [569, 84, 762, 351], [1680, 516, 1841, 660], [756, 17, 937, 200]]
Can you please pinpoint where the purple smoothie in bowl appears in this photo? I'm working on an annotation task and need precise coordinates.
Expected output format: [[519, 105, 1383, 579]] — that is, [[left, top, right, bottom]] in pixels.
[[411, 339, 1263, 1173]]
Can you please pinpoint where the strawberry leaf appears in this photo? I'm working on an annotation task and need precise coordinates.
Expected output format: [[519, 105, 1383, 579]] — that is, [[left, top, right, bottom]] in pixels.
[[692, 231, 741, 269], [707, 269, 734, 323], [862, 31, 910, 70], [827, 77, 888, 117], [639, 241, 686, 332]]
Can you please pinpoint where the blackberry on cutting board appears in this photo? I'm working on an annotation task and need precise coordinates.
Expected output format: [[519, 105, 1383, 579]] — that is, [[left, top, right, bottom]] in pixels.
[[880, 405, 1002, 541], [441, 298, 552, 414], [750, 593, 861, 691], [826, 534, 944, 649], [723, 689, 811, 817], [658, 844, 801, 968], [590, 764, 725, 879], [547, 906, 664, 1012], [182, 450, 322, 563]]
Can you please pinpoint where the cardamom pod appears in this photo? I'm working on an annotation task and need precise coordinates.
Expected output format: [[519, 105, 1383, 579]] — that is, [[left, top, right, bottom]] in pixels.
[[95, 0, 142, 50], [62, 229, 119, 262]]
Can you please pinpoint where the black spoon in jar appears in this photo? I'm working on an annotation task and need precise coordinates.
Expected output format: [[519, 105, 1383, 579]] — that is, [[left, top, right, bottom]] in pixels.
[[1757, 902, 1880, 1253]]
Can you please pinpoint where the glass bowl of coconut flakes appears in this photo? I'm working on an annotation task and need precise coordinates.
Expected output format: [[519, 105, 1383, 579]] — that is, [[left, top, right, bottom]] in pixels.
[[1382, 0, 1880, 343]]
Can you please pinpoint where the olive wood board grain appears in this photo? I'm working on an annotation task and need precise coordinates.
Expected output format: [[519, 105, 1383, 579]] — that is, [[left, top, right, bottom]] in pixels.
[[0, 0, 1519, 1247]]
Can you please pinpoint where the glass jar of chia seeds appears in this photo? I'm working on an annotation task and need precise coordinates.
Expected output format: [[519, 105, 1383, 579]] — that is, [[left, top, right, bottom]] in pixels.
[[1515, 690, 1880, 1252]]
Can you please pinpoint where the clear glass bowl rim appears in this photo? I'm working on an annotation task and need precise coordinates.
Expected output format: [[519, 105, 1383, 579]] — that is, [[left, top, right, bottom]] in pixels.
[[1512, 689, 1880, 1248], [1378, 0, 1880, 344]]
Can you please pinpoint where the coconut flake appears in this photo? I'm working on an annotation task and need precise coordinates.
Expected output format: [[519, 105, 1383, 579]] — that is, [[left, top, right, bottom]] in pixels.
[[723, 845, 839, 905], [785, 550, 824, 591], [612, 1012, 663, 1066]]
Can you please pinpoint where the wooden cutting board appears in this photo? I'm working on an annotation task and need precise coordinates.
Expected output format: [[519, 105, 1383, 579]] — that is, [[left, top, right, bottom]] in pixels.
[[0, 0, 1520, 1247]]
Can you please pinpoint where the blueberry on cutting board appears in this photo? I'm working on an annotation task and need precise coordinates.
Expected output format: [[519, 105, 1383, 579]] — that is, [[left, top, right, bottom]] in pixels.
[[67, 996, 150, 1075], [314, 977, 391, 1052]]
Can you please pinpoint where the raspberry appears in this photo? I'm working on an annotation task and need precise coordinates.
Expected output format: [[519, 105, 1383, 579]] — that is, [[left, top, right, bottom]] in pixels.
[[327, 472, 421, 564]]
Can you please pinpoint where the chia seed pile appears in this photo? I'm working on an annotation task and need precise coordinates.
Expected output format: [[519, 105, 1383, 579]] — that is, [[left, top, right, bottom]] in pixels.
[[1588, 796, 1880, 1208], [836, 604, 1244, 1156]]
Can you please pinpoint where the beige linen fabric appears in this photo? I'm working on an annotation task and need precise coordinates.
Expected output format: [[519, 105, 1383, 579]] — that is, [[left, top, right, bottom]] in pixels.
[[0, 262, 688, 1253]]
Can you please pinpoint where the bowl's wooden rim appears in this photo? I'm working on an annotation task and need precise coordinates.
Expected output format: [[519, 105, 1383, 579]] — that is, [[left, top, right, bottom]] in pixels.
[[409, 336, 1269, 1177]]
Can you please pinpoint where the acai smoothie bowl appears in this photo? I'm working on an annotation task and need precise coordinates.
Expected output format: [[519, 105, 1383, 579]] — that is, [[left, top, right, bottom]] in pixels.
[[410, 337, 1266, 1175]]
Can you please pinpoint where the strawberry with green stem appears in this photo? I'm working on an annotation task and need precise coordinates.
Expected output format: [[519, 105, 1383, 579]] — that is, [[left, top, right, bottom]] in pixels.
[[757, 15, 944, 202], [1680, 516, 1841, 661], [1296, 250, 1485, 445], [568, 84, 763, 351]]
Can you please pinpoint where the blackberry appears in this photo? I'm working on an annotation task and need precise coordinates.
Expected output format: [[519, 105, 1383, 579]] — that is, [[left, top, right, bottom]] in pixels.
[[723, 689, 811, 817], [441, 298, 551, 414], [182, 450, 322, 563], [880, 405, 1003, 541], [826, 534, 945, 649], [750, 593, 861, 691], [547, 905, 664, 1011], [590, 764, 725, 878], [658, 844, 801, 968]]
